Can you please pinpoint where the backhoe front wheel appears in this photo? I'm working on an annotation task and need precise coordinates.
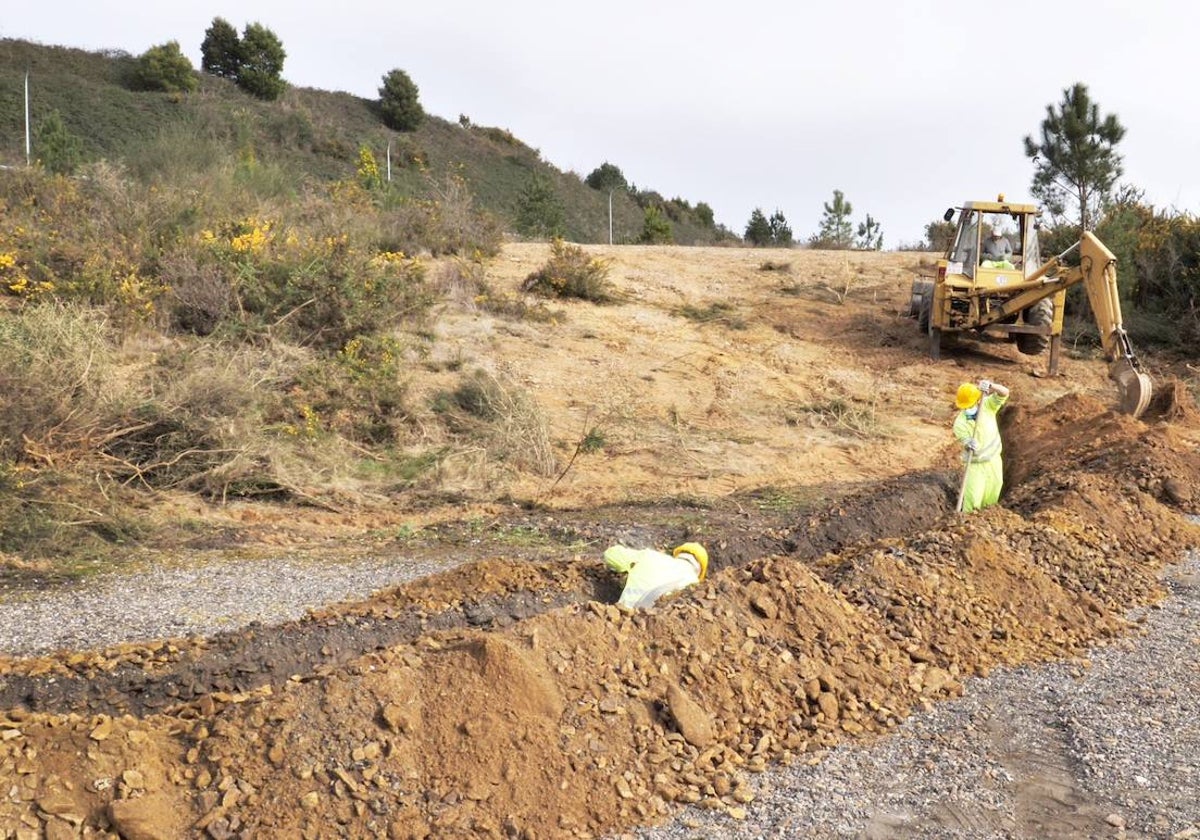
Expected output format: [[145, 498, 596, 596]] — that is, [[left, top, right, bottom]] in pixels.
[[1016, 298, 1054, 355]]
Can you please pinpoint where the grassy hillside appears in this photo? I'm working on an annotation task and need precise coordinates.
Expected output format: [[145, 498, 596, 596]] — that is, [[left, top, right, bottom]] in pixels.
[[0, 38, 729, 245]]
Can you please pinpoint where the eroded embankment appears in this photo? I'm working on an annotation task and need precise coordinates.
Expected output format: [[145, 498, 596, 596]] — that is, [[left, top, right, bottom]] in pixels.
[[0, 392, 1198, 840]]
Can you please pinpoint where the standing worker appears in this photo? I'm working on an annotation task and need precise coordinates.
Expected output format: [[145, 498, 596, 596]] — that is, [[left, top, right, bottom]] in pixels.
[[953, 379, 1010, 512], [603, 542, 708, 608]]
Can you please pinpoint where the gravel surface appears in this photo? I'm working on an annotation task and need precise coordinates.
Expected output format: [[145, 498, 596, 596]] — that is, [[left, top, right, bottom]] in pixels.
[[629, 549, 1200, 840], [0, 551, 451, 657]]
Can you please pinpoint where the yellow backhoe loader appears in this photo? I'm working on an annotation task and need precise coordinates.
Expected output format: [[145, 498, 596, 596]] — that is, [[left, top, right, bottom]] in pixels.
[[910, 195, 1152, 417]]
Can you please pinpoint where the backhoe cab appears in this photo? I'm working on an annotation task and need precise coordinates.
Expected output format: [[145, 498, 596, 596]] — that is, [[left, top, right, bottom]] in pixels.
[[910, 195, 1152, 417]]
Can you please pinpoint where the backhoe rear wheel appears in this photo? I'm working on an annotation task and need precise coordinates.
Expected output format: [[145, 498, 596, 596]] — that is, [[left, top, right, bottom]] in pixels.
[[909, 278, 933, 318], [1016, 298, 1054, 355]]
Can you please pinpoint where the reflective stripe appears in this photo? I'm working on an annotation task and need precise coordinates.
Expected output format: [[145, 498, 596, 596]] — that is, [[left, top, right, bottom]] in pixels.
[[973, 437, 1001, 461]]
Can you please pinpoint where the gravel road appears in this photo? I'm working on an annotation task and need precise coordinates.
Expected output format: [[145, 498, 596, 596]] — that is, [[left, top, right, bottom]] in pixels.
[[0, 550, 454, 657]]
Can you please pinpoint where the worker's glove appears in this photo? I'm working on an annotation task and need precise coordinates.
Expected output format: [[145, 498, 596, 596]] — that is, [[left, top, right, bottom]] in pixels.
[[978, 379, 993, 394], [964, 439, 979, 453]]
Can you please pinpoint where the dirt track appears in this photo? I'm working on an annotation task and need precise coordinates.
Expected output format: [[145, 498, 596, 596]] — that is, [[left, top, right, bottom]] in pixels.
[[1, 244, 1199, 839]]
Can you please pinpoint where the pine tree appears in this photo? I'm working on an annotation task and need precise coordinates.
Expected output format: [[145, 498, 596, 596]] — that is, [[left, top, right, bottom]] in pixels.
[[856, 214, 883, 250], [585, 162, 627, 192], [200, 17, 241, 79], [1024, 82, 1125, 232], [515, 175, 565, 239], [639, 206, 673, 244], [35, 111, 83, 174], [744, 208, 772, 246], [768, 210, 793, 247], [379, 69, 424, 132], [812, 190, 854, 249], [236, 23, 287, 101]]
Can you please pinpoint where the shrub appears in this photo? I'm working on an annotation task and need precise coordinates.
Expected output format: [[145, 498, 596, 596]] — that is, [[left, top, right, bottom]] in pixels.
[[131, 41, 198, 93], [521, 239, 616, 303], [379, 68, 424, 132], [433, 370, 556, 477], [194, 214, 430, 350]]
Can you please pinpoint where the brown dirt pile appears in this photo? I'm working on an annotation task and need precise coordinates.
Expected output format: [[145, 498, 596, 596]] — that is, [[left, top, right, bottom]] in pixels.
[[1, 394, 1199, 839]]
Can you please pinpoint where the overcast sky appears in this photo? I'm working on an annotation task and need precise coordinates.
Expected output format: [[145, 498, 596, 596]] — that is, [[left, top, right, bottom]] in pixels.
[[4, 1, 1197, 247]]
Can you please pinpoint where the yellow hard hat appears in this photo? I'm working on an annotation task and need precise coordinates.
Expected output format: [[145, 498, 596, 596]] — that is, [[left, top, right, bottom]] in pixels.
[[955, 382, 982, 409], [674, 542, 708, 580]]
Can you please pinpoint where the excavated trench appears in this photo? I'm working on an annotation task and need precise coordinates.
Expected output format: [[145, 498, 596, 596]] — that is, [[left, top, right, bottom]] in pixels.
[[0, 471, 953, 717], [2, 390, 1198, 840]]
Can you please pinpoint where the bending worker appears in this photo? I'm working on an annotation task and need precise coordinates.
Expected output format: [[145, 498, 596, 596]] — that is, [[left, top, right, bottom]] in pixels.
[[604, 542, 708, 608], [953, 379, 1010, 512]]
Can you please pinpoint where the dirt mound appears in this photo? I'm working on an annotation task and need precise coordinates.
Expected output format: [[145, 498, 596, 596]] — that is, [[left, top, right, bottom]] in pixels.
[[2, 395, 1199, 838]]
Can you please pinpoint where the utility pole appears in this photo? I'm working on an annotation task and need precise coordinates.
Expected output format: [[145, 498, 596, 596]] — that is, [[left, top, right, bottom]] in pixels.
[[25, 71, 32, 166], [608, 190, 613, 245], [386, 138, 392, 183]]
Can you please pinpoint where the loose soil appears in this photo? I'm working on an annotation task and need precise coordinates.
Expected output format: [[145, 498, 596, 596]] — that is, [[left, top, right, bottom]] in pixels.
[[2, 244, 1199, 839]]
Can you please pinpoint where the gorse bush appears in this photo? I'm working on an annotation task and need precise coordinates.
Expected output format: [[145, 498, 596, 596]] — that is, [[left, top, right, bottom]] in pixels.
[[192, 212, 430, 350], [521, 239, 616, 303]]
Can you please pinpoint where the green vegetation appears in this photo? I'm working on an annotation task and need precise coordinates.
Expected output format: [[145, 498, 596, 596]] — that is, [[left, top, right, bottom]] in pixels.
[[379, 68, 423, 132], [638, 205, 673, 244], [745, 208, 792, 247], [585, 162, 627, 192], [200, 18, 241, 78], [515, 174, 565, 238], [856, 214, 883, 250], [198, 18, 287, 100], [132, 41, 198, 93], [810, 190, 855, 249], [1025, 82, 1124, 232], [32, 111, 82, 174], [0, 38, 730, 244]]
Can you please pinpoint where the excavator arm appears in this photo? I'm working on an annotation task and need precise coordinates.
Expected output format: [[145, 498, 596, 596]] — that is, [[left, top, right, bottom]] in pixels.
[[973, 232, 1152, 417], [1073, 232, 1153, 417]]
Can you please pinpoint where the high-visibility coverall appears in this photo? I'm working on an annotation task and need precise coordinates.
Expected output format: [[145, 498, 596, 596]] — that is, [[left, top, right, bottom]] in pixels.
[[953, 391, 1008, 512], [603, 546, 700, 609]]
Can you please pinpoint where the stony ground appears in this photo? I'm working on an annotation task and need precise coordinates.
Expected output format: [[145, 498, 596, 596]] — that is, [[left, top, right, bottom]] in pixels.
[[2, 244, 1199, 839]]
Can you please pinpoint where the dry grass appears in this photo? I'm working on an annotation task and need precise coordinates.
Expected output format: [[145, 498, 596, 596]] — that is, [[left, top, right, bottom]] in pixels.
[[433, 370, 557, 478]]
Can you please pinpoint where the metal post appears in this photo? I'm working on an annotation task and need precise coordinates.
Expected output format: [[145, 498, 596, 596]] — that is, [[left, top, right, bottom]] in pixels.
[[25, 71, 31, 167], [386, 139, 392, 183], [608, 190, 613, 245]]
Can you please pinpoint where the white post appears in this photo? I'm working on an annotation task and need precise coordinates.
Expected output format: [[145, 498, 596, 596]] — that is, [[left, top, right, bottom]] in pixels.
[[386, 138, 392, 183], [608, 190, 613, 245], [24, 71, 31, 167]]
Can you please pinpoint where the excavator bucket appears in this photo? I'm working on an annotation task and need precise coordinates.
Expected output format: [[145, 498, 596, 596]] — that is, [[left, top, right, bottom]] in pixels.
[[1111, 362, 1152, 418]]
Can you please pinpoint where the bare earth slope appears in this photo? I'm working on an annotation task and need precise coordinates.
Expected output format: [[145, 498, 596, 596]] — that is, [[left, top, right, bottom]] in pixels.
[[1, 244, 1199, 839]]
